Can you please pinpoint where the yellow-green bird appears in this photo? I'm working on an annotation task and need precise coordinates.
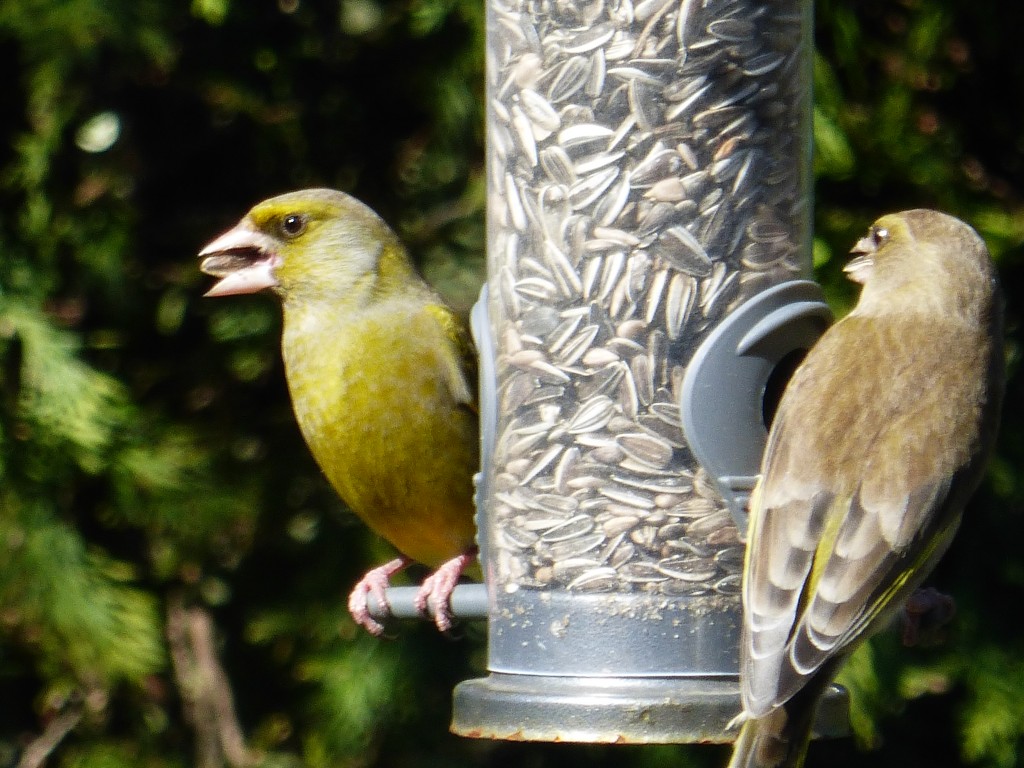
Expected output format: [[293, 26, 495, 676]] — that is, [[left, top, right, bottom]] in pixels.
[[728, 210, 1004, 768], [198, 188, 479, 636]]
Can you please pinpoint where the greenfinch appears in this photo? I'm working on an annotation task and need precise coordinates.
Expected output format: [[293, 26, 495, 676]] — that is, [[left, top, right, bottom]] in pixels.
[[199, 188, 479, 635], [728, 209, 1004, 768]]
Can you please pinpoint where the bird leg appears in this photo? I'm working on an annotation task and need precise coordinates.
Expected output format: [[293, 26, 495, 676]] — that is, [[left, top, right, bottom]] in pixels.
[[901, 586, 956, 647], [348, 556, 411, 636], [414, 549, 478, 633]]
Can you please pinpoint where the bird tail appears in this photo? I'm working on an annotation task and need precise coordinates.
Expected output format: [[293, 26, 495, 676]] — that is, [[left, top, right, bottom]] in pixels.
[[726, 673, 832, 768], [727, 708, 809, 768]]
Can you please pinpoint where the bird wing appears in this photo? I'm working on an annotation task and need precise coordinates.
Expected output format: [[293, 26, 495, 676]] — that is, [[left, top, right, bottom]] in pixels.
[[741, 314, 986, 715], [425, 302, 478, 412]]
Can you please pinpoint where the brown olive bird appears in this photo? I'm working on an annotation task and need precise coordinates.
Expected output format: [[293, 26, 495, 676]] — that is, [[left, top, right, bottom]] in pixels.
[[729, 209, 1004, 768]]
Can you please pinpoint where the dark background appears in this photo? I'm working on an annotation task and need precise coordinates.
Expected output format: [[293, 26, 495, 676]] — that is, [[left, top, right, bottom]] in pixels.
[[0, 1, 1021, 767]]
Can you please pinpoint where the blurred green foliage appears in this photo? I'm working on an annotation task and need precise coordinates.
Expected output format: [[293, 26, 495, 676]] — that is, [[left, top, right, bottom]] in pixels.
[[0, 1, 1021, 767]]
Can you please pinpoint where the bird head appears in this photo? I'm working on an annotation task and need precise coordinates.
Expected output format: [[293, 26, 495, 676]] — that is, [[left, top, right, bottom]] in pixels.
[[844, 219, 891, 286], [199, 188, 406, 304], [843, 209, 995, 318]]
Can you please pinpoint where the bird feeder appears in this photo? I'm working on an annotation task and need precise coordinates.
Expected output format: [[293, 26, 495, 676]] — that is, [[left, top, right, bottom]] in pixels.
[[444, 0, 849, 745]]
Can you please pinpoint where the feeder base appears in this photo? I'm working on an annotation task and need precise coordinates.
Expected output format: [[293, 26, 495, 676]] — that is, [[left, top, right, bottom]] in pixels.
[[451, 673, 848, 745]]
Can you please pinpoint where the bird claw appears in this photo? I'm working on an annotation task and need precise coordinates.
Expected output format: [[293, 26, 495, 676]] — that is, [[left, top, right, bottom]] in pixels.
[[725, 711, 749, 732], [347, 557, 410, 636], [414, 550, 476, 633], [901, 586, 956, 647]]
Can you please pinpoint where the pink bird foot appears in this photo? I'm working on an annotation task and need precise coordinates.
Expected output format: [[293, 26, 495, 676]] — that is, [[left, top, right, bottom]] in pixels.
[[414, 549, 477, 633], [347, 556, 410, 636]]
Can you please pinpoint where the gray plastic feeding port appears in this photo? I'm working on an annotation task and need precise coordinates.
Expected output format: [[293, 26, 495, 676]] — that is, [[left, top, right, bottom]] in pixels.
[[680, 280, 833, 531]]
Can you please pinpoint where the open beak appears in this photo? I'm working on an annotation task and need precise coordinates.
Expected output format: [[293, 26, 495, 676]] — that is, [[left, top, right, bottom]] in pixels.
[[843, 232, 878, 285], [198, 223, 281, 297]]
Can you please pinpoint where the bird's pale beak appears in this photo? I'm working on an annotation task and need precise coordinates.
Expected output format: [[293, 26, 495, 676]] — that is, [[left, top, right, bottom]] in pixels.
[[199, 224, 282, 297], [844, 233, 878, 285]]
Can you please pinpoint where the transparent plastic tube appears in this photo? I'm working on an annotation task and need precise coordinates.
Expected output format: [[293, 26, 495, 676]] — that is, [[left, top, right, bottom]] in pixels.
[[481, 0, 811, 681]]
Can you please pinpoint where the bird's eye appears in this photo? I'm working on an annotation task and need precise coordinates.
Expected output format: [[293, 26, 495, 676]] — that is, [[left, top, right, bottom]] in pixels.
[[281, 214, 308, 237], [872, 226, 889, 246]]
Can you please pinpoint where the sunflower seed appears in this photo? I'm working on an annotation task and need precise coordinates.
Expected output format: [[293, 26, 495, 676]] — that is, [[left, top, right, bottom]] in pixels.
[[566, 395, 616, 433], [558, 122, 616, 149], [616, 431, 673, 469], [510, 105, 539, 166], [714, 574, 742, 595], [548, 532, 606, 560], [620, 561, 669, 583], [685, 510, 734, 538], [570, 166, 621, 210], [540, 514, 596, 542], [656, 226, 713, 277], [656, 554, 718, 581], [548, 55, 591, 102], [569, 567, 618, 590], [563, 22, 616, 54], [599, 483, 656, 509], [713, 546, 745, 572], [557, 323, 601, 366], [629, 147, 684, 187], [665, 273, 697, 340]]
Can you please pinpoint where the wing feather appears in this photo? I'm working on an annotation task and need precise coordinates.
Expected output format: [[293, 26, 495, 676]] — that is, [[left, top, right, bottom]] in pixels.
[[740, 311, 989, 716], [425, 302, 478, 410]]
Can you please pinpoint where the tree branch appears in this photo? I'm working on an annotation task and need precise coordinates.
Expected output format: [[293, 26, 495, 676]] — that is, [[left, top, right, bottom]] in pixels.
[[17, 703, 83, 768], [166, 593, 257, 768]]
